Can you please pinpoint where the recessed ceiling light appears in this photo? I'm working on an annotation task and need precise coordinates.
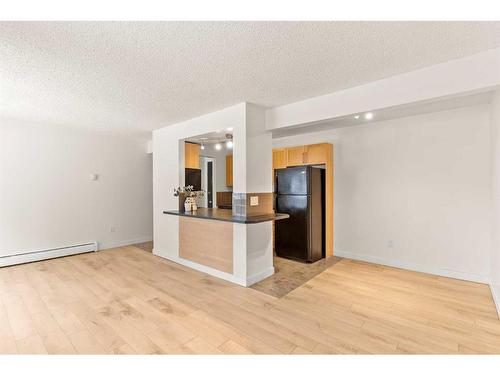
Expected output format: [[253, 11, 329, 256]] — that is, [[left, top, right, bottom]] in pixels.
[[215, 143, 222, 151], [365, 112, 374, 120], [354, 115, 360, 119], [226, 140, 233, 149]]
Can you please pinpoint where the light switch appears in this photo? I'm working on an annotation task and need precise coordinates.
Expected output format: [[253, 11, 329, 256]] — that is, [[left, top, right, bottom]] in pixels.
[[250, 196, 259, 206], [90, 174, 98, 181]]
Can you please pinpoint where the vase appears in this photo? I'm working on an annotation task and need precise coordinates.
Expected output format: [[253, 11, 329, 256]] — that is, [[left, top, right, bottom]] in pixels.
[[178, 192, 186, 212], [184, 197, 195, 212]]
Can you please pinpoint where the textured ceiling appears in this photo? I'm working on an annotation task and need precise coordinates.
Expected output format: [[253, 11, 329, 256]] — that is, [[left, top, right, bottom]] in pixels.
[[1, 21, 500, 134]]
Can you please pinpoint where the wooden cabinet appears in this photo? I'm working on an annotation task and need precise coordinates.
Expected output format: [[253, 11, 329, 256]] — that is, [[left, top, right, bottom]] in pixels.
[[304, 143, 330, 165], [282, 143, 331, 166], [185, 142, 200, 169], [226, 154, 233, 187], [286, 146, 306, 166], [272, 148, 287, 170]]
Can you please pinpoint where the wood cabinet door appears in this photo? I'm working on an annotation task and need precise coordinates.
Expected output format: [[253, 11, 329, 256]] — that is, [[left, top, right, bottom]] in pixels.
[[304, 143, 329, 165], [286, 146, 306, 166], [272, 148, 287, 170], [226, 154, 233, 187], [185, 142, 200, 169]]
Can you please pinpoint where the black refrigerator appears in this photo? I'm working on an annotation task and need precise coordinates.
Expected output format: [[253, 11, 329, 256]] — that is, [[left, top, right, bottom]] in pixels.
[[185, 168, 201, 191], [275, 165, 325, 263]]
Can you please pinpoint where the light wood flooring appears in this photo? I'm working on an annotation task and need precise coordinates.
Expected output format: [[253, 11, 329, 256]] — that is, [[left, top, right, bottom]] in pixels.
[[134, 241, 153, 253], [1, 245, 499, 354]]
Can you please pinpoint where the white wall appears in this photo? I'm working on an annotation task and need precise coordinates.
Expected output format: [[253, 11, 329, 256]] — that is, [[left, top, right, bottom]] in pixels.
[[153, 103, 246, 261], [200, 147, 232, 193], [153, 103, 273, 286], [491, 91, 500, 314], [0, 118, 153, 255], [246, 103, 272, 193], [273, 104, 492, 282]]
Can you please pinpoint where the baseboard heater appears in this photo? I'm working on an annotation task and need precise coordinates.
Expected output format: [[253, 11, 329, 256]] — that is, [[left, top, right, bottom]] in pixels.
[[0, 242, 97, 267]]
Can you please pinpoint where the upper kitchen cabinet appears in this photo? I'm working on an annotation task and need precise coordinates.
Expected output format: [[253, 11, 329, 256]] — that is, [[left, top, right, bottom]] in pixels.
[[286, 146, 306, 166], [282, 143, 332, 166], [304, 143, 331, 165], [226, 154, 233, 187], [185, 142, 200, 169], [272, 148, 287, 170]]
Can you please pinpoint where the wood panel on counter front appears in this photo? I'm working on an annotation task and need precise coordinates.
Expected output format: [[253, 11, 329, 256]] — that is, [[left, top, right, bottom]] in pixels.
[[179, 216, 233, 273], [273, 142, 334, 258]]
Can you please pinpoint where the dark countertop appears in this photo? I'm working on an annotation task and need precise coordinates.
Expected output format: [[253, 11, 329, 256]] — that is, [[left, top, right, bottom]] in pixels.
[[163, 208, 289, 224]]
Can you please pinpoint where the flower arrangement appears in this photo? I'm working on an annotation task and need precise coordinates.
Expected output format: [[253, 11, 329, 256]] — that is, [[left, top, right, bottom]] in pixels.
[[173, 185, 192, 197], [173, 185, 205, 199]]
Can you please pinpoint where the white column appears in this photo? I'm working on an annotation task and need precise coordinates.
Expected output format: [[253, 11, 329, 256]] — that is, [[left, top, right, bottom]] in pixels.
[[244, 104, 274, 285], [245, 103, 273, 193], [231, 103, 274, 285]]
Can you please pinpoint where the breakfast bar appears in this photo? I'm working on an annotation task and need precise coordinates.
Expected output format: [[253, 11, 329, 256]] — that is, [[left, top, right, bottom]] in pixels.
[[161, 208, 288, 286], [163, 208, 289, 224]]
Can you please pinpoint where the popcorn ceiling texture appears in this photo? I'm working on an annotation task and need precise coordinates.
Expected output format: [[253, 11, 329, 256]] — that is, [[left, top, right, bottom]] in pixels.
[[1, 21, 500, 134]]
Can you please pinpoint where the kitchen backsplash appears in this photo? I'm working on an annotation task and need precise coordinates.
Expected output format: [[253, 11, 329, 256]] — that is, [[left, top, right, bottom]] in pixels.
[[233, 192, 274, 217]]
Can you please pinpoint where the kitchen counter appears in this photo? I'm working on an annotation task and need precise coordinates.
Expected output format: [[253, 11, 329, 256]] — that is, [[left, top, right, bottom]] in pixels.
[[163, 207, 289, 224]]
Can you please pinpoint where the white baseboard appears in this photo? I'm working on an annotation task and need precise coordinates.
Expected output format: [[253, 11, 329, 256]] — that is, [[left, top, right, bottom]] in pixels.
[[98, 236, 153, 251], [490, 283, 500, 319], [152, 248, 272, 287], [0, 236, 152, 267], [152, 249, 248, 287], [335, 250, 490, 284], [0, 242, 97, 267]]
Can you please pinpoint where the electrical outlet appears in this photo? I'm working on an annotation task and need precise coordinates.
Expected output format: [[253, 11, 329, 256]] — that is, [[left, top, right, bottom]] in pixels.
[[250, 196, 259, 206], [387, 240, 394, 248], [110, 227, 116, 233]]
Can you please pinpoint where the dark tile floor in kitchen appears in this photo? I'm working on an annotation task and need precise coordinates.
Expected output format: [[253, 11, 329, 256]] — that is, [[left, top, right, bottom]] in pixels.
[[132, 241, 342, 298], [251, 255, 342, 298]]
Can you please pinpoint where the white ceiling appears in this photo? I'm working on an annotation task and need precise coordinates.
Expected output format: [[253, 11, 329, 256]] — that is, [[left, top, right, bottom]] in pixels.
[[186, 130, 233, 144], [1, 21, 500, 134]]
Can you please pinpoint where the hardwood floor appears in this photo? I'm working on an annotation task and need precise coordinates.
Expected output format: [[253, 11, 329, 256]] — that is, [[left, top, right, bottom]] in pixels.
[[1, 245, 499, 354], [134, 241, 153, 253]]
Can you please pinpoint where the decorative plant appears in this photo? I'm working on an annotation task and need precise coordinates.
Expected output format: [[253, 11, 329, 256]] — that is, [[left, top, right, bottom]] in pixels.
[[191, 190, 205, 199], [174, 185, 193, 197], [174, 186, 205, 198]]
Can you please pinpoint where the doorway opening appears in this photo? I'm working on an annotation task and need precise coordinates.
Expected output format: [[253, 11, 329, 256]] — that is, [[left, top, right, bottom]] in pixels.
[[200, 156, 216, 208]]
